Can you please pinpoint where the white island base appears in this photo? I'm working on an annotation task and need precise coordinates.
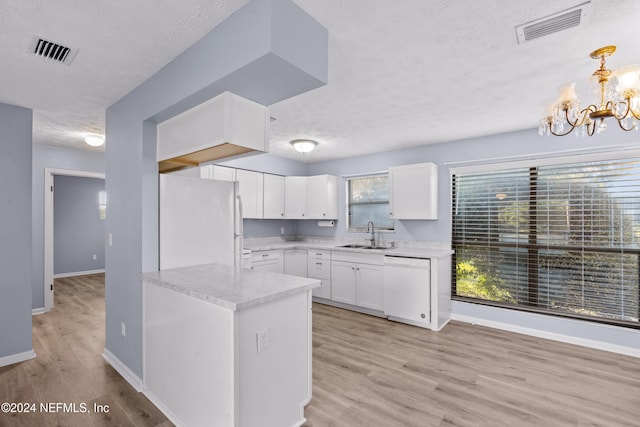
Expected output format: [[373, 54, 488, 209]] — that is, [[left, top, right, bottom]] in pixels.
[[141, 264, 319, 427]]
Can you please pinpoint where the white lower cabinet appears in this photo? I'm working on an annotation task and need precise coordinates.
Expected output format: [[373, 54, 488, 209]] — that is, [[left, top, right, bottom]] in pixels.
[[308, 249, 331, 299], [284, 249, 308, 277], [250, 249, 283, 273], [331, 252, 384, 311], [356, 263, 384, 311], [330, 261, 357, 304]]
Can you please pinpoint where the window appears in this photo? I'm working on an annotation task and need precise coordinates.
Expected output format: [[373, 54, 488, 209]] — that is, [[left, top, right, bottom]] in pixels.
[[347, 175, 394, 231], [452, 157, 640, 327], [99, 190, 107, 220]]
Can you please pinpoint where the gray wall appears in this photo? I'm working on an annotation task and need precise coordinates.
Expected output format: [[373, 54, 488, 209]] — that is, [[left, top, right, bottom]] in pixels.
[[54, 175, 106, 275], [105, 0, 328, 378], [0, 103, 33, 359], [32, 144, 105, 308]]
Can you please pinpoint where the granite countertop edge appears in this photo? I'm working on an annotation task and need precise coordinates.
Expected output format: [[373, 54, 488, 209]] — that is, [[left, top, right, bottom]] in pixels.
[[139, 266, 320, 311]]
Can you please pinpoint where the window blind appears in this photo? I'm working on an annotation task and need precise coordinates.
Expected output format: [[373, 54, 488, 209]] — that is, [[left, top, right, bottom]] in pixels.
[[452, 157, 640, 327]]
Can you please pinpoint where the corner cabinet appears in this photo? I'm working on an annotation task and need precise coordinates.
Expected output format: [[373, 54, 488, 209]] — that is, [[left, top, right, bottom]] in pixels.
[[389, 162, 438, 220]]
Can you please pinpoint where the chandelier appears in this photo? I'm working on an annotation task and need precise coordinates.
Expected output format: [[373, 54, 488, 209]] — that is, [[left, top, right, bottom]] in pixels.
[[539, 45, 640, 137]]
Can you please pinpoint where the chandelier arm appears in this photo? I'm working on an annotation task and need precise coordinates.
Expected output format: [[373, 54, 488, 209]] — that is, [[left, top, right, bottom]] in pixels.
[[617, 118, 635, 132], [564, 105, 596, 128], [629, 107, 640, 120], [587, 121, 596, 136], [549, 125, 576, 137], [612, 99, 631, 121]]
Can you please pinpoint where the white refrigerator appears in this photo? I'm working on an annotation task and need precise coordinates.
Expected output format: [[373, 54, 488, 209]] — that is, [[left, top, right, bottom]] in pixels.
[[159, 174, 243, 270]]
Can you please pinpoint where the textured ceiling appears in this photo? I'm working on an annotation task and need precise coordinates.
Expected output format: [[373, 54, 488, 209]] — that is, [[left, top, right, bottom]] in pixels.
[[2, 0, 640, 162]]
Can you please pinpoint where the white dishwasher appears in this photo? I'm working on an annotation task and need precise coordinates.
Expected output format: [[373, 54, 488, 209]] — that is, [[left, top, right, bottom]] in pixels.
[[383, 255, 431, 328]]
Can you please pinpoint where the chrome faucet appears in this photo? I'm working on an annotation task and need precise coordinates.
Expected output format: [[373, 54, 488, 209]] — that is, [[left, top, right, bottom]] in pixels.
[[366, 221, 375, 247]]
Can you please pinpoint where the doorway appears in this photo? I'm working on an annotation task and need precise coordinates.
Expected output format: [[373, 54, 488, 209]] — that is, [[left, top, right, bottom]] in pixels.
[[43, 168, 106, 311]]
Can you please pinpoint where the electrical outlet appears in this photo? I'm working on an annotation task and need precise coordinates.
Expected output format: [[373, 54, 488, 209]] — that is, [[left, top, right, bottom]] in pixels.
[[121, 322, 126, 337], [108, 233, 113, 246], [92, 254, 97, 260], [257, 329, 270, 352], [280, 226, 285, 235]]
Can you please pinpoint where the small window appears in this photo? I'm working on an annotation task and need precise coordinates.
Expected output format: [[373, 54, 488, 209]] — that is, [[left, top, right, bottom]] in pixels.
[[347, 175, 394, 231], [99, 191, 107, 220]]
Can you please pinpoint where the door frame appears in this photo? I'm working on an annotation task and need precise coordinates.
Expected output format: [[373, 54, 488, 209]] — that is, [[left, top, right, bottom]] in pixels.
[[44, 168, 106, 311]]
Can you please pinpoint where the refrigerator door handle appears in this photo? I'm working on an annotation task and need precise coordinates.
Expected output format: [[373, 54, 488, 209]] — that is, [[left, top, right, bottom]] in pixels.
[[236, 194, 244, 237]]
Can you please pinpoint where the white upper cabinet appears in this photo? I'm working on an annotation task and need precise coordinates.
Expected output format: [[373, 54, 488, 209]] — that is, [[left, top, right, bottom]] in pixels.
[[284, 176, 307, 219], [263, 174, 285, 219], [305, 175, 338, 219], [200, 165, 236, 181], [157, 92, 268, 172], [285, 175, 338, 219], [389, 162, 438, 220], [236, 169, 264, 219]]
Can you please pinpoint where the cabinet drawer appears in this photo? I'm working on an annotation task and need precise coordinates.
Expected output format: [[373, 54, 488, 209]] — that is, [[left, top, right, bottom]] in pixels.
[[307, 258, 331, 279], [251, 249, 282, 262], [307, 249, 331, 260]]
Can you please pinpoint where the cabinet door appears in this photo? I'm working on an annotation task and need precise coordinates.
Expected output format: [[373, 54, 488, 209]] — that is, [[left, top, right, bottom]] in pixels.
[[331, 261, 356, 305], [251, 259, 282, 273], [285, 176, 307, 219], [284, 249, 308, 277], [312, 279, 331, 299], [236, 169, 264, 219], [211, 165, 236, 181], [305, 175, 338, 219], [357, 263, 384, 311], [389, 162, 438, 220], [263, 174, 285, 219], [307, 257, 331, 280]]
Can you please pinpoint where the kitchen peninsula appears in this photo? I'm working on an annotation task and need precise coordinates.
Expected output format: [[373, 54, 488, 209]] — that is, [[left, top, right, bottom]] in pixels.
[[140, 263, 320, 427]]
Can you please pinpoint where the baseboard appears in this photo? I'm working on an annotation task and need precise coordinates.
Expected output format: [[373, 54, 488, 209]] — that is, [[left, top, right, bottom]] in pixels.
[[54, 269, 105, 279], [142, 389, 186, 427], [32, 307, 46, 315], [451, 313, 640, 358], [0, 349, 36, 368], [312, 298, 386, 318], [101, 349, 143, 392]]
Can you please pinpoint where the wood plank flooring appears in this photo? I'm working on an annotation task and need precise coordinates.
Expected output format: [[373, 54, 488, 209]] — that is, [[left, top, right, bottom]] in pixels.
[[0, 274, 172, 427], [304, 304, 640, 426], [1, 274, 638, 426]]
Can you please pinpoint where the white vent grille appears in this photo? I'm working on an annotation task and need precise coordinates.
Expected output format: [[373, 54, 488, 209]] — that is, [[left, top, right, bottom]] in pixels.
[[515, 2, 591, 44], [31, 36, 78, 65]]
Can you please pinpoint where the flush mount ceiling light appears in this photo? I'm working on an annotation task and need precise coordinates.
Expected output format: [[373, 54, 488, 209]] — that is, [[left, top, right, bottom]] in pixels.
[[290, 139, 318, 153], [540, 45, 640, 137], [85, 135, 105, 147]]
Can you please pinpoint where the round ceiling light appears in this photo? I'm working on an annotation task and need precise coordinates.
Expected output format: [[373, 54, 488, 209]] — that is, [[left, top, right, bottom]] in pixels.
[[85, 135, 105, 147], [290, 139, 318, 153]]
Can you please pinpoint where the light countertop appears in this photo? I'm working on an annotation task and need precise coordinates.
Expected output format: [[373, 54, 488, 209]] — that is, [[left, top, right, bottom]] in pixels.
[[140, 263, 320, 311], [245, 240, 454, 259]]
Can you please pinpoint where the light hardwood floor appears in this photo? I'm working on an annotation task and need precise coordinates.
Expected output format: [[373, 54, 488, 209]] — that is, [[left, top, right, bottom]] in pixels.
[[0, 274, 171, 427], [1, 274, 638, 426], [304, 304, 640, 426]]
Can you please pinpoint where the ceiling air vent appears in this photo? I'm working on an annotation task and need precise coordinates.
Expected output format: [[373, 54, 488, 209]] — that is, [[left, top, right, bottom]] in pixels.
[[515, 1, 591, 44], [31, 36, 78, 65]]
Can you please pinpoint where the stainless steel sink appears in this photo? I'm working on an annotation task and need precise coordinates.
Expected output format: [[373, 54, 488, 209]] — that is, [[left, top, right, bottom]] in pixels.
[[337, 244, 392, 250]]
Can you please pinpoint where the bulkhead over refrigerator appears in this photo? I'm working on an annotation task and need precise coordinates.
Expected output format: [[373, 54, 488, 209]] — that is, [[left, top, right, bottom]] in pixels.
[[159, 174, 243, 270]]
